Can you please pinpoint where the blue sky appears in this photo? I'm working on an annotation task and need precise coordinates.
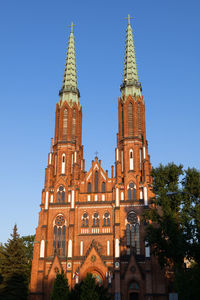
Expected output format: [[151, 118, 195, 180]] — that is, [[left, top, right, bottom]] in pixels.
[[0, 0, 199, 243]]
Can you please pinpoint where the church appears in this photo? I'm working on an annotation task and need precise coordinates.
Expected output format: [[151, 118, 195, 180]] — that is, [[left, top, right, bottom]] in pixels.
[[29, 16, 168, 300]]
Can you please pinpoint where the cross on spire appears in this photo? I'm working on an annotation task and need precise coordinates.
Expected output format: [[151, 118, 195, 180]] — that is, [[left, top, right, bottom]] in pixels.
[[125, 14, 133, 25], [69, 22, 76, 33], [94, 151, 99, 158]]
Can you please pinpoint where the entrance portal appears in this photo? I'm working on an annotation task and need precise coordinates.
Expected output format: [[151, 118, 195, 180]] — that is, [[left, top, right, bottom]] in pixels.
[[129, 292, 139, 300]]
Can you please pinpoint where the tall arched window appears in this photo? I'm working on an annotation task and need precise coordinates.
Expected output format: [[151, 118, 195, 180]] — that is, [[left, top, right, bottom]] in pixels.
[[128, 182, 136, 201], [129, 149, 134, 170], [61, 153, 65, 174], [57, 186, 65, 203], [92, 212, 99, 227], [95, 171, 98, 193], [72, 109, 76, 142], [126, 211, 140, 255], [88, 182, 91, 193], [102, 182, 106, 193], [138, 103, 141, 133], [62, 109, 68, 140], [53, 215, 66, 256], [103, 212, 110, 226], [121, 104, 124, 137], [82, 212, 89, 227], [128, 102, 133, 136]]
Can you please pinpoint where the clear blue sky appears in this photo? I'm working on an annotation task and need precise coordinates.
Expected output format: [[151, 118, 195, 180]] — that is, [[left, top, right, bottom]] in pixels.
[[0, 0, 199, 243]]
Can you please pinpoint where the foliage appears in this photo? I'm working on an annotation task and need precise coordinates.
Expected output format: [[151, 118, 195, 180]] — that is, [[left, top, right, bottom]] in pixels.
[[143, 163, 200, 298], [0, 225, 29, 300], [80, 273, 99, 300], [21, 234, 35, 281], [51, 270, 69, 300]]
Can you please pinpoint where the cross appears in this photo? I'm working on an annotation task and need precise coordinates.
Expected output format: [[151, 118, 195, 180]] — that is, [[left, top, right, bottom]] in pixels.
[[125, 14, 133, 25], [95, 151, 98, 158], [68, 22, 76, 33]]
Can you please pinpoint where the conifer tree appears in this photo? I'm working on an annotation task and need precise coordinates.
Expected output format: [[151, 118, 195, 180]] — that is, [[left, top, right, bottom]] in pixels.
[[51, 270, 69, 300], [0, 225, 29, 300], [80, 273, 99, 300]]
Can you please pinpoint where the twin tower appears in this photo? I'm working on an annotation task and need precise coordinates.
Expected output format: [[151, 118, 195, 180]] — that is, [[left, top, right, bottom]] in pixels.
[[29, 16, 167, 300]]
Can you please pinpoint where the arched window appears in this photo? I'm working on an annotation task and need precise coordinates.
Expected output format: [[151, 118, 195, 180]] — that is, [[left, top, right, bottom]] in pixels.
[[62, 109, 68, 140], [128, 102, 133, 136], [61, 154, 65, 174], [121, 104, 124, 137], [92, 212, 99, 227], [53, 215, 66, 256], [88, 182, 91, 193], [62, 226, 66, 256], [95, 171, 98, 193], [126, 211, 140, 255], [103, 212, 110, 226], [72, 109, 76, 142], [138, 103, 141, 133], [128, 182, 136, 201], [102, 182, 106, 193], [57, 186, 65, 203], [129, 149, 134, 170], [82, 212, 89, 227]]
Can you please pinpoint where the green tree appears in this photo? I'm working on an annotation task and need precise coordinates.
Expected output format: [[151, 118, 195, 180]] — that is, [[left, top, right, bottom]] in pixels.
[[51, 270, 69, 300], [0, 225, 29, 300], [21, 234, 35, 282], [80, 273, 99, 300], [143, 163, 200, 299]]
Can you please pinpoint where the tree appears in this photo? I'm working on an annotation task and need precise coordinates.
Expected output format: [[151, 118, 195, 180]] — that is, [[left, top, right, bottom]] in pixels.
[[80, 273, 99, 300], [21, 234, 35, 282], [51, 270, 69, 300], [0, 225, 29, 300], [143, 163, 200, 299]]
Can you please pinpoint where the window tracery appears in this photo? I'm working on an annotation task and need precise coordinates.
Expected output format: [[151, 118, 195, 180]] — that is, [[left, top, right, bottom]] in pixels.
[[82, 212, 89, 227], [53, 214, 66, 256], [57, 186, 65, 203], [128, 182, 136, 201], [126, 211, 140, 255], [103, 212, 110, 226], [92, 212, 99, 227]]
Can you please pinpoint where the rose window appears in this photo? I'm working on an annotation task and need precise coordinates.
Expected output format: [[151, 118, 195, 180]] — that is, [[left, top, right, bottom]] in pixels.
[[55, 215, 65, 226]]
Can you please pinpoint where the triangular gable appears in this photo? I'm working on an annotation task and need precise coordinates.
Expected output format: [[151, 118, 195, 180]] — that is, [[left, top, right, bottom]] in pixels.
[[86, 160, 107, 182], [76, 240, 108, 280], [48, 253, 63, 280], [122, 253, 144, 282]]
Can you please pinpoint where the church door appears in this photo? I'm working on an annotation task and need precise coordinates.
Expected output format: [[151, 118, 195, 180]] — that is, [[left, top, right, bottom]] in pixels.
[[129, 292, 139, 300]]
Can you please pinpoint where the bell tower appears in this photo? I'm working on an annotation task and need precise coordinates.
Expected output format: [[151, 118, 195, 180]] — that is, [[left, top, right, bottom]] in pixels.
[[115, 15, 152, 204]]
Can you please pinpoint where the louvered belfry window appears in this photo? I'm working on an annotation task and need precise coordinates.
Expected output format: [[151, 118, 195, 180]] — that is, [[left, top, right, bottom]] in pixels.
[[62, 109, 68, 140], [72, 109, 76, 142], [128, 102, 133, 136]]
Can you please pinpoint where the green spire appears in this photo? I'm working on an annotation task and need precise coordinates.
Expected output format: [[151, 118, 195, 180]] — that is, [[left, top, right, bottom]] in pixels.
[[121, 14, 142, 97], [59, 22, 80, 105]]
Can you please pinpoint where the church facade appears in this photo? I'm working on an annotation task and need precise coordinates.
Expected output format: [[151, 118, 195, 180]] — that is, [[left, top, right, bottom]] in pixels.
[[29, 16, 168, 300]]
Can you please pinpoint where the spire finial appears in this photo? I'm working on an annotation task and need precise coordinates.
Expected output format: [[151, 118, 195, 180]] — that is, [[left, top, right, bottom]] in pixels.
[[69, 22, 76, 33], [125, 14, 133, 25]]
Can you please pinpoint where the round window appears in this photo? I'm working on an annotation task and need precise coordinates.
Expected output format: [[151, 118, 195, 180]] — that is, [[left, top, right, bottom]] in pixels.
[[55, 215, 65, 226]]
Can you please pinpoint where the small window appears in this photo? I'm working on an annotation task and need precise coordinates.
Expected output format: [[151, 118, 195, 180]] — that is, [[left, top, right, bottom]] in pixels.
[[103, 212, 110, 226], [82, 213, 89, 227]]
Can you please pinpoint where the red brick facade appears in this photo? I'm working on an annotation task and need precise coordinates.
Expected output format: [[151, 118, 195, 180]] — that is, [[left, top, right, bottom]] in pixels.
[[29, 24, 168, 300]]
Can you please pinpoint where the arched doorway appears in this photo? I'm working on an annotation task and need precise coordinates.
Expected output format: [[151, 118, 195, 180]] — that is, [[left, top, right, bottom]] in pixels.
[[128, 281, 139, 300], [91, 271, 103, 285]]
